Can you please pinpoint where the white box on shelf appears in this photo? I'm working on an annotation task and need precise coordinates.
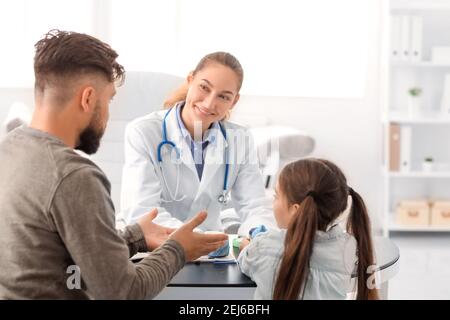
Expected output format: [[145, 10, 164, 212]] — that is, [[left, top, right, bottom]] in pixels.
[[434, 162, 450, 172], [440, 74, 450, 115], [390, 15, 401, 61], [422, 160, 433, 172], [431, 47, 450, 64], [400, 15, 411, 61], [410, 16, 423, 62], [400, 125, 412, 172]]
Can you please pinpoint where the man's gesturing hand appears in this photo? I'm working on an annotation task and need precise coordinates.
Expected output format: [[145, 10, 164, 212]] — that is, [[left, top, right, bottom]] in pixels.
[[170, 211, 228, 261]]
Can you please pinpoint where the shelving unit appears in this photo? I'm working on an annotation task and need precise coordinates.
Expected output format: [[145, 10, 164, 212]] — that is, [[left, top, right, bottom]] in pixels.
[[388, 216, 450, 232], [392, 61, 450, 68], [391, 0, 450, 11], [387, 117, 450, 124], [389, 171, 450, 178], [383, 0, 450, 235]]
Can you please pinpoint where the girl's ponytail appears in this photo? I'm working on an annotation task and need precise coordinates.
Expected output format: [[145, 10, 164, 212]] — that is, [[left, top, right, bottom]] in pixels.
[[273, 194, 318, 300], [347, 188, 379, 300]]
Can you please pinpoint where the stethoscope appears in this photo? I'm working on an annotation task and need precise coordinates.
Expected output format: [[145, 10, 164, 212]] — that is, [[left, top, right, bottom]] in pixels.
[[157, 105, 230, 204]]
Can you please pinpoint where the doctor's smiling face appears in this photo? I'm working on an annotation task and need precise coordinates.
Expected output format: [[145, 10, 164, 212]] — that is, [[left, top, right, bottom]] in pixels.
[[183, 62, 240, 134], [172, 52, 243, 138]]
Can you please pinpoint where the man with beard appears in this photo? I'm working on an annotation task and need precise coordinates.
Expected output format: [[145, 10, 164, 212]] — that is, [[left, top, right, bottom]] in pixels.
[[0, 30, 227, 299]]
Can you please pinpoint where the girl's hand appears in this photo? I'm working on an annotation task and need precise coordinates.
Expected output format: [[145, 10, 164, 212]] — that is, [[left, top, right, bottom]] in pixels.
[[239, 237, 251, 251]]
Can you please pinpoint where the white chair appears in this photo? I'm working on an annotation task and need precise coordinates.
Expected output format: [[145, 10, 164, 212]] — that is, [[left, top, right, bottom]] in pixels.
[[250, 126, 315, 189], [1, 101, 33, 140], [220, 126, 315, 233]]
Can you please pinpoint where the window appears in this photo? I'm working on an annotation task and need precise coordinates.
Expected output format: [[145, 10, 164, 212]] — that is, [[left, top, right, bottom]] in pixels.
[[111, 0, 370, 98], [110, 0, 178, 76], [0, 0, 95, 87], [1, 0, 371, 98]]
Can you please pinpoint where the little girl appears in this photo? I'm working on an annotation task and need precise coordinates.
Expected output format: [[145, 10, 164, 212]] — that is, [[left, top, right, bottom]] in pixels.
[[238, 158, 378, 300]]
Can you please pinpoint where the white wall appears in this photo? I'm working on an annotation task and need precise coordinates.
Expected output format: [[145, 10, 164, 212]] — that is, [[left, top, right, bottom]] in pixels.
[[0, 88, 34, 139], [0, 1, 385, 233], [232, 96, 384, 233], [230, 0, 385, 233]]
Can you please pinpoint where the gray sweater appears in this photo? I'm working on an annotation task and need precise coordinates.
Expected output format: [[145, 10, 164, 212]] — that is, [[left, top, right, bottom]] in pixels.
[[0, 126, 185, 299]]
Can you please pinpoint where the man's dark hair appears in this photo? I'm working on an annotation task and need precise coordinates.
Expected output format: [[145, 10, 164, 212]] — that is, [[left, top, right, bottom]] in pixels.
[[34, 29, 125, 95]]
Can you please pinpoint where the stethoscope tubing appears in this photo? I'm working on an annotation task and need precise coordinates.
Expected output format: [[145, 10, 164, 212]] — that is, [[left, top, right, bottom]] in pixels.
[[157, 105, 230, 204]]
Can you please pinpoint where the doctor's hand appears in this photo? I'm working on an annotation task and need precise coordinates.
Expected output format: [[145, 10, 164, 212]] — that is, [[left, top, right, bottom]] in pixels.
[[169, 211, 228, 262], [138, 209, 176, 251]]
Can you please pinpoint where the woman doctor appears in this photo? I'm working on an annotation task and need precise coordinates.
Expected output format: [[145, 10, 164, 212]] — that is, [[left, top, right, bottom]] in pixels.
[[120, 52, 275, 236]]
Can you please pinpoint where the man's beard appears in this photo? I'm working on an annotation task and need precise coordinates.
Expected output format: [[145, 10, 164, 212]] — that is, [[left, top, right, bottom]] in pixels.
[[75, 106, 104, 155], [76, 125, 103, 155]]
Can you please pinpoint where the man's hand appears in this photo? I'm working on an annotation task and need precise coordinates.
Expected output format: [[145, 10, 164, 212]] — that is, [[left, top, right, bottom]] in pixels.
[[170, 211, 228, 261], [138, 209, 176, 251]]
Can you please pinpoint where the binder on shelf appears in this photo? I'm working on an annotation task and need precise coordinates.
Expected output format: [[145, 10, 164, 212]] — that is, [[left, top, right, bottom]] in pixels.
[[389, 124, 401, 171], [431, 47, 450, 64], [410, 15, 423, 62], [440, 74, 450, 115], [390, 15, 401, 61], [400, 125, 412, 172], [400, 15, 410, 61]]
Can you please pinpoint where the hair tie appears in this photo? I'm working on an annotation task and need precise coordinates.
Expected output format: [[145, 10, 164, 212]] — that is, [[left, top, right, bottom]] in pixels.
[[348, 187, 354, 195], [306, 190, 317, 199]]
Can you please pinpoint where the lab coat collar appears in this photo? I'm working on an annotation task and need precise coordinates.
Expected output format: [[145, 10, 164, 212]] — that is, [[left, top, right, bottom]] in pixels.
[[165, 103, 198, 177], [175, 102, 220, 147]]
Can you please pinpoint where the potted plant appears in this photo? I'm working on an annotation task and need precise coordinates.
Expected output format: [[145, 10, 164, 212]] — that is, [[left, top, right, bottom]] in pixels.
[[407, 86, 422, 117], [422, 157, 434, 172]]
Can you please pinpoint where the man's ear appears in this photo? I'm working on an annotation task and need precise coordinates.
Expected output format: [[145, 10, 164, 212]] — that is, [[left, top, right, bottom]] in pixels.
[[80, 86, 96, 113]]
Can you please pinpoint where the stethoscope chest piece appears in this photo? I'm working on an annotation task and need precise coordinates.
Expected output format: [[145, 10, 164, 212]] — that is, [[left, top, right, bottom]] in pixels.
[[218, 191, 230, 205]]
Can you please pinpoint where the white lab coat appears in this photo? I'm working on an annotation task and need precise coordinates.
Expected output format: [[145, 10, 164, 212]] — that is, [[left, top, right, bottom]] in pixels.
[[119, 107, 276, 236]]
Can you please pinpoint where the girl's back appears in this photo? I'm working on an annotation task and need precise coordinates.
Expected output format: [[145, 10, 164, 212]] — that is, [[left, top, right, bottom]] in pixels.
[[238, 226, 357, 300], [237, 158, 378, 300]]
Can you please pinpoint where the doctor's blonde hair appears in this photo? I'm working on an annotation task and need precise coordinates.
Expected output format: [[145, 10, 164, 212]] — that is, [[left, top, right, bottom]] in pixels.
[[273, 158, 379, 300], [163, 52, 243, 120]]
